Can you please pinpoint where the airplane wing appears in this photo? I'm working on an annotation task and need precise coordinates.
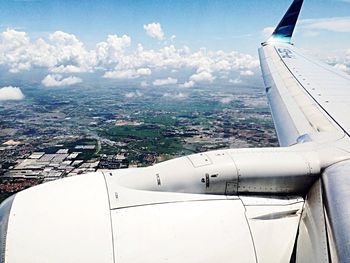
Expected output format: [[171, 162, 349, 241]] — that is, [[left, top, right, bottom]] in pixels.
[[259, 0, 350, 262], [259, 0, 349, 147], [1, 1, 350, 263]]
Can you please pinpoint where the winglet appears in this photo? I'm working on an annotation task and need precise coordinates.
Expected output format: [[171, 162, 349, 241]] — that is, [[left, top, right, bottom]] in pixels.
[[266, 0, 304, 44]]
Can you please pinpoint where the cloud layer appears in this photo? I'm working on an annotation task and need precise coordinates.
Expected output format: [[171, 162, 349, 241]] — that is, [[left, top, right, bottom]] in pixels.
[[0, 25, 259, 87], [301, 17, 350, 33], [263, 16, 350, 39], [0, 86, 24, 100]]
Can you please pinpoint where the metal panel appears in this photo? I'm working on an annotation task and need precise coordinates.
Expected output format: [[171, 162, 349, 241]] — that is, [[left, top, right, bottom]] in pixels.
[[108, 146, 325, 196], [296, 179, 329, 263], [187, 153, 212, 167], [322, 160, 350, 262], [107, 152, 238, 196], [259, 47, 304, 146], [259, 43, 345, 146], [242, 196, 304, 263], [103, 170, 230, 210], [281, 46, 350, 137], [111, 200, 257, 263], [0, 194, 16, 263], [5, 173, 114, 263], [228, 147, 320, 194]]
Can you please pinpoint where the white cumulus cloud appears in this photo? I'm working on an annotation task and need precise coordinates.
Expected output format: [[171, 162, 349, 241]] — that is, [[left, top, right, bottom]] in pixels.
[[103, 68, 152, 79], [327, 49, 350, 75], [262, 27, 275, 39], [180, 80, 195, 88], [240, 70, 254, 76], [0, 86, 24, 101], [153, 77, 178, 86], [190, 71, 215, 82], [334, 63, 350, 73], [143, 22, 165, 40], [136, 67, 152, 76], [41, 74, 82, 87], [0, 28, 260, 86]]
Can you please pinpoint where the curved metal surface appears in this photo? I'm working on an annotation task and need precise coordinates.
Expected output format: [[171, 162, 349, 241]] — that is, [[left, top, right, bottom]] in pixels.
[[296, 179, 329, 263], [5, 173, 115, 263], [322, 160, 350, 262], [0, 195, 16, 263], [112, 147, 322, 196]]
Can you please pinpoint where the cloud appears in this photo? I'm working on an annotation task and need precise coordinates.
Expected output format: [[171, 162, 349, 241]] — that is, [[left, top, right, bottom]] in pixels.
[[143, 22, 165, 40], [229, 78, 242, 84], [95, 34, 131, 68], [153, 77, 178, 86], [324, 48, 350, 75], [240, 70, 254, 76], [180, 80, 195, 88], [300, 17, 350, 33], [125, 90, 143, 98], [301, 31, 320, 38], [262, 27, 275, 39], [0, 86, 24, 101], [41, 74, 82, 87], [0, 28, 259, 86], [190, 71, 215, 82], [263, 17, 350, 40], [137, 68, 152, 76], [103, 68, 152, 79], [163, 92, 188, 100], [183, 69, 215, 87], [334, 63, 350, 74], [140, 81, 149, 87]]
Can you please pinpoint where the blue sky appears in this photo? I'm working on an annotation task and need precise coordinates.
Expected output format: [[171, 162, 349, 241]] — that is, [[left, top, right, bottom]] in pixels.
[[0, 0, 349, 97], [0, 0, 349, 53]]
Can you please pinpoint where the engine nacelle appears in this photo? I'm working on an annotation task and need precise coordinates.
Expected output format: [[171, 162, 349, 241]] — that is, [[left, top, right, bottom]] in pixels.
[[107, 146, 322, 195]]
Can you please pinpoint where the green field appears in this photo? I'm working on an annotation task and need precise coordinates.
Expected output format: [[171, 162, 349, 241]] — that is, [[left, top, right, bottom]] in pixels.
[[98, 124, 183, 162]]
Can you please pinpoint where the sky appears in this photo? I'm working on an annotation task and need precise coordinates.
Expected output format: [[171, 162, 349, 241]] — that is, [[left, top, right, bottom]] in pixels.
[[0, 0, 349, 99]]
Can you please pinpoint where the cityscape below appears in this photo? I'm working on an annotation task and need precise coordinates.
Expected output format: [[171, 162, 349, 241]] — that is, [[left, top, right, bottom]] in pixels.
[[0, 82, 278, 201]]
